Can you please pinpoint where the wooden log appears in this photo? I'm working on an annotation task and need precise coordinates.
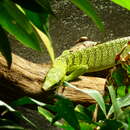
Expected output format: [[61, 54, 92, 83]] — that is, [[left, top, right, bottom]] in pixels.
[[58, 76, 106, 105], [0, 53, 106, 104]]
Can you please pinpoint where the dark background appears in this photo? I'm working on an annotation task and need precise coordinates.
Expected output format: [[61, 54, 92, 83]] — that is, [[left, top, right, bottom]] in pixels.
[[10, 0, 130, 63]]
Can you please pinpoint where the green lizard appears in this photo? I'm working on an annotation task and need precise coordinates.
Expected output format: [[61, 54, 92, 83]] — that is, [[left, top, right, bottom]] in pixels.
[[43, 37, 130, 91]]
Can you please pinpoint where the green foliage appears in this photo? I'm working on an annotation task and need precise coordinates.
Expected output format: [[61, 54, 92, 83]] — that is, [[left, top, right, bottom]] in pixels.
[[107, 85, 123, 119], [0, 100, 15, 112], [0, 124, 24, 130], [0, 0, 42, 51], [0, 99, 37, 129], [33, 24, 55, 63], [111, 0, 130, 10], [107, 94, 130, 117], [0, 0, 130, 67], [24, 9, 50, 37], [38, 106, 63, 127], [64, 81, 107, 116], [99, 119, 122, 130], [1, 91, 130, 129], [75, 105, 92, 123], [0, 0, 130, 130], [11, 96, 46, 107], [111, 66, 126, 86], [0, 0, 54, 66], [0, 0, 105, 67], [51, 95, 80, 130], [1, 60, 130, 129]]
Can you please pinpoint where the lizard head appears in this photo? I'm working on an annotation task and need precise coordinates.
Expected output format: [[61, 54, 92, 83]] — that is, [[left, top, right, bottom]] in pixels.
[[43, 61, 67, 91]]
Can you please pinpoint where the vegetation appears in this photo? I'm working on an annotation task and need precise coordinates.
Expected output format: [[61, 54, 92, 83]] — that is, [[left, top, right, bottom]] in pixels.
[[0, 0, 130, 130]]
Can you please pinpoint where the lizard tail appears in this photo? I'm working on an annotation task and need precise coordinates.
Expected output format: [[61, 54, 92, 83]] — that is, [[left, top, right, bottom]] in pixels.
[[43, 61, 67, 91]]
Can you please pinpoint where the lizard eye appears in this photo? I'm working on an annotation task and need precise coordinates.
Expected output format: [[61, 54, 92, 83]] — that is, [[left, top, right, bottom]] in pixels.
[[75, 36, 89, 43]]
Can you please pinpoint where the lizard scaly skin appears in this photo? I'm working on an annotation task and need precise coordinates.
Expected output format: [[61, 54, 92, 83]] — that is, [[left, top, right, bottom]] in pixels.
[[43, 37, 130, 91]]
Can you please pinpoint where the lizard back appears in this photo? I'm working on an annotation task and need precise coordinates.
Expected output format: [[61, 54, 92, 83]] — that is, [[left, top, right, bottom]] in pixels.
[[56, 36, 130, 73]]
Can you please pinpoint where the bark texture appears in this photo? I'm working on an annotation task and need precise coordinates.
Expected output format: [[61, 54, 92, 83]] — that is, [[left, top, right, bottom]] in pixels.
[[0, 54, 106, 104]]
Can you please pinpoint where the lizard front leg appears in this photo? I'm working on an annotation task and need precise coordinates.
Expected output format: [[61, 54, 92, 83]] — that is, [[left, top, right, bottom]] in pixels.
[[65, 65, 88, 81], [59, 65, 88, 93]]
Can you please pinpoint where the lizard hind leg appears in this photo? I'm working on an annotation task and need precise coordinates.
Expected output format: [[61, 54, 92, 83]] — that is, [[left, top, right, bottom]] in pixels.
[[65, 65, 88, 81]]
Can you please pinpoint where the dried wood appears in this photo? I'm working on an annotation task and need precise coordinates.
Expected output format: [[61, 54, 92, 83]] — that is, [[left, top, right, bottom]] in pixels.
[[0, 54, 106, 104]]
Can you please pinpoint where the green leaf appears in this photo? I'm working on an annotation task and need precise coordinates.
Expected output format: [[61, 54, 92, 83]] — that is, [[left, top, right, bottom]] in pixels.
[[111, 67, 125, 86], [107, 94, 130, 117], [128, 115, 130, 130], [70, 0, 104, 31], [75, 105, 92, 123], [52, 95, 80, 130], [80, 89, 106, 116], [0, 100, 15, 112], [11, 96, 46, 107], [80, 122, 96, 130], [61, 125, 74, 130], [127, 65, 130, 77], [0, 0, 41, 51], [0, 26, 12, 68], [24, 9, 50, 38], [111, 0, 130, 10], [100, 119, 122, 130], [0, 99, 37, 128], [33, 25, 55, 63], [122, 107, 130, 125], [0, 125, 24, 130], [19, 113, 37, 128], [64, 81, 106, 116], [128, 85, 130, 94], [38, 106, 63, 127], [117, 85, 126, 97], [107, 85, 123, 119]]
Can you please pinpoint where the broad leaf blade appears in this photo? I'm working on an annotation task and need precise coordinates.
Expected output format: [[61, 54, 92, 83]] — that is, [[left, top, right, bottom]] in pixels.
[[19, 113, 37, 128], [111, 0, 130, 10], [52, 95, 80, 130], [64, 81, 106, 116], [0, 100, 15, 112], [117, 85, 126, 97], [38, 106, 63, 127], [82, 89, 106, 116], [75, 105, 92, 123], [100, 119, 122, 130], [0, 125, 24, 130], [33, 25, 55, 63], [0, 0, 41, 51], [80, 122, 96, 130], [71, 0, 104, 31], [11, 97, 46, 107], [107, 94, 130, 117], [24, 9, 50, 38], [0, 99, 37, 128], [107, 85, 123, 119], [128, 115, 130, 130], [0, 26, 12, 68]]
